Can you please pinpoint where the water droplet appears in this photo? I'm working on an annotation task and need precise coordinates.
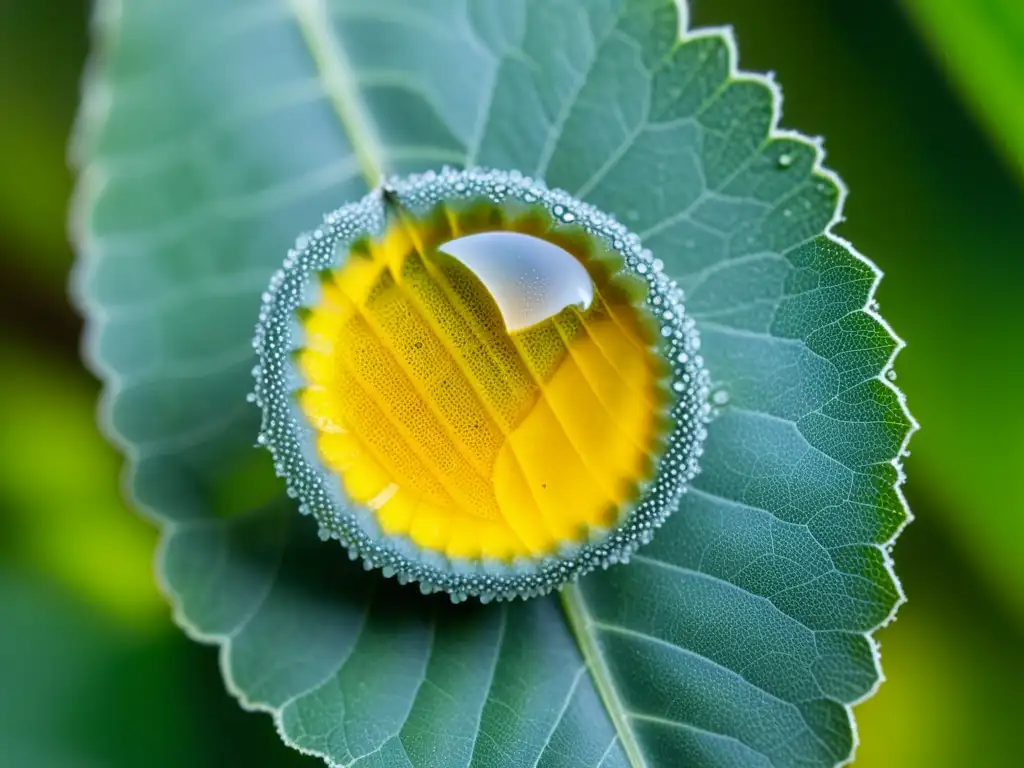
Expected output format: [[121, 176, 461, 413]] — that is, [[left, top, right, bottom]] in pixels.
[[711, 389, 730, 406], [886, 369, 897, 381], [438, 231, 594, 331], [253, 166, 711, 602], [778, 153, 793, 168]]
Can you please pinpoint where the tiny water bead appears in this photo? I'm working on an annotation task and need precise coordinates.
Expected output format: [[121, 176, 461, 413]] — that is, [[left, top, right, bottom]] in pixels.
[[253, 168, 709, 601]]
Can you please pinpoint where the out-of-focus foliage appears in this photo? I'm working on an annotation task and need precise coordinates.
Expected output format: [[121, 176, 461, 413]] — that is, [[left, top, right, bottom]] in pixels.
[[0, 342, 160, 626], [0, 1, 85, 279], [0, 0, 1021, 766], [853, 524, 1022, 766], [902, 0, 1024, 180]]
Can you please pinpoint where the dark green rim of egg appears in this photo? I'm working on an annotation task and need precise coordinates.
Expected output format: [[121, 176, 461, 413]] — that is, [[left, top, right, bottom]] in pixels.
[[251, 167, 710, 603]]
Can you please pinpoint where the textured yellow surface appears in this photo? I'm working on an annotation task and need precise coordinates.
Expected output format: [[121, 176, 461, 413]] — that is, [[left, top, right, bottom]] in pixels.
[[298, 203, 667, 560]]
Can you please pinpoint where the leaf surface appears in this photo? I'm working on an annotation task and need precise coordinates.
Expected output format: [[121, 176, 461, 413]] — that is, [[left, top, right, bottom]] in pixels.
[[73, 0, 912, 765]]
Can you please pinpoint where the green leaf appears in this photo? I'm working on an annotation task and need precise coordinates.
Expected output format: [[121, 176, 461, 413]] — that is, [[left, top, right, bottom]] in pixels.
[[902, 0, 1024, 181], [71, 0, 913, 765]]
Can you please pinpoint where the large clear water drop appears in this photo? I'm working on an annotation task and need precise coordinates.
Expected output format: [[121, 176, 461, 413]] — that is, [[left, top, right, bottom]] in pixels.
[[438, 231, 594, 331]]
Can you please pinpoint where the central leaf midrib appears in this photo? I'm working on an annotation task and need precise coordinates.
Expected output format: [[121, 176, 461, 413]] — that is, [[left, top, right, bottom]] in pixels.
[[562, 584, 647, 768], [290, 0, 385, 188], [290, 6, 648, 765]]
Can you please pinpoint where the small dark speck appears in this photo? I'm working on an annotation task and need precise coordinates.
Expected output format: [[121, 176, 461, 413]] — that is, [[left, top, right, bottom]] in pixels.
[[414, 341, 423, 349], [541, 483, 547, 489]]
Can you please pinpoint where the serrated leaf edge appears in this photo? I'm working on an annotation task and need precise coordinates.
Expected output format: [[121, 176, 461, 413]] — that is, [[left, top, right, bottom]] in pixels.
[[668, 8, 918, 767]]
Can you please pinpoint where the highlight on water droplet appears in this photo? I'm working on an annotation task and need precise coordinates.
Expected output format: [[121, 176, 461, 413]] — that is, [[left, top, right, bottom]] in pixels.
[[438, 231, 594, 332], [252, 167, 710, 601]]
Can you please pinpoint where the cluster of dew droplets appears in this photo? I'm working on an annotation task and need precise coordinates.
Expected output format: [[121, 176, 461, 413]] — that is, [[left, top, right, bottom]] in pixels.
[[249, 167, 711, 603]]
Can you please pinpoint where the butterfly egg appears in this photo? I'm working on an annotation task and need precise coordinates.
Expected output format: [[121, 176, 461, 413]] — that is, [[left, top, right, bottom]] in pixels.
[[254, 167, 709, 601]]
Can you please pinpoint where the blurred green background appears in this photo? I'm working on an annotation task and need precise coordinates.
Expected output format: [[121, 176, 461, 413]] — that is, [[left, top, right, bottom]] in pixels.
[[0, 0, 1020, 765]]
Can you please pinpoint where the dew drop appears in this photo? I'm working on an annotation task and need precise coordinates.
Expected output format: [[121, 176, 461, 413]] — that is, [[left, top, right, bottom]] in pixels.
[[254, 166, 711, 603], [778, 153, 794, 168], [438, 231, 594, 331], [711, 388, 730, 406]]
